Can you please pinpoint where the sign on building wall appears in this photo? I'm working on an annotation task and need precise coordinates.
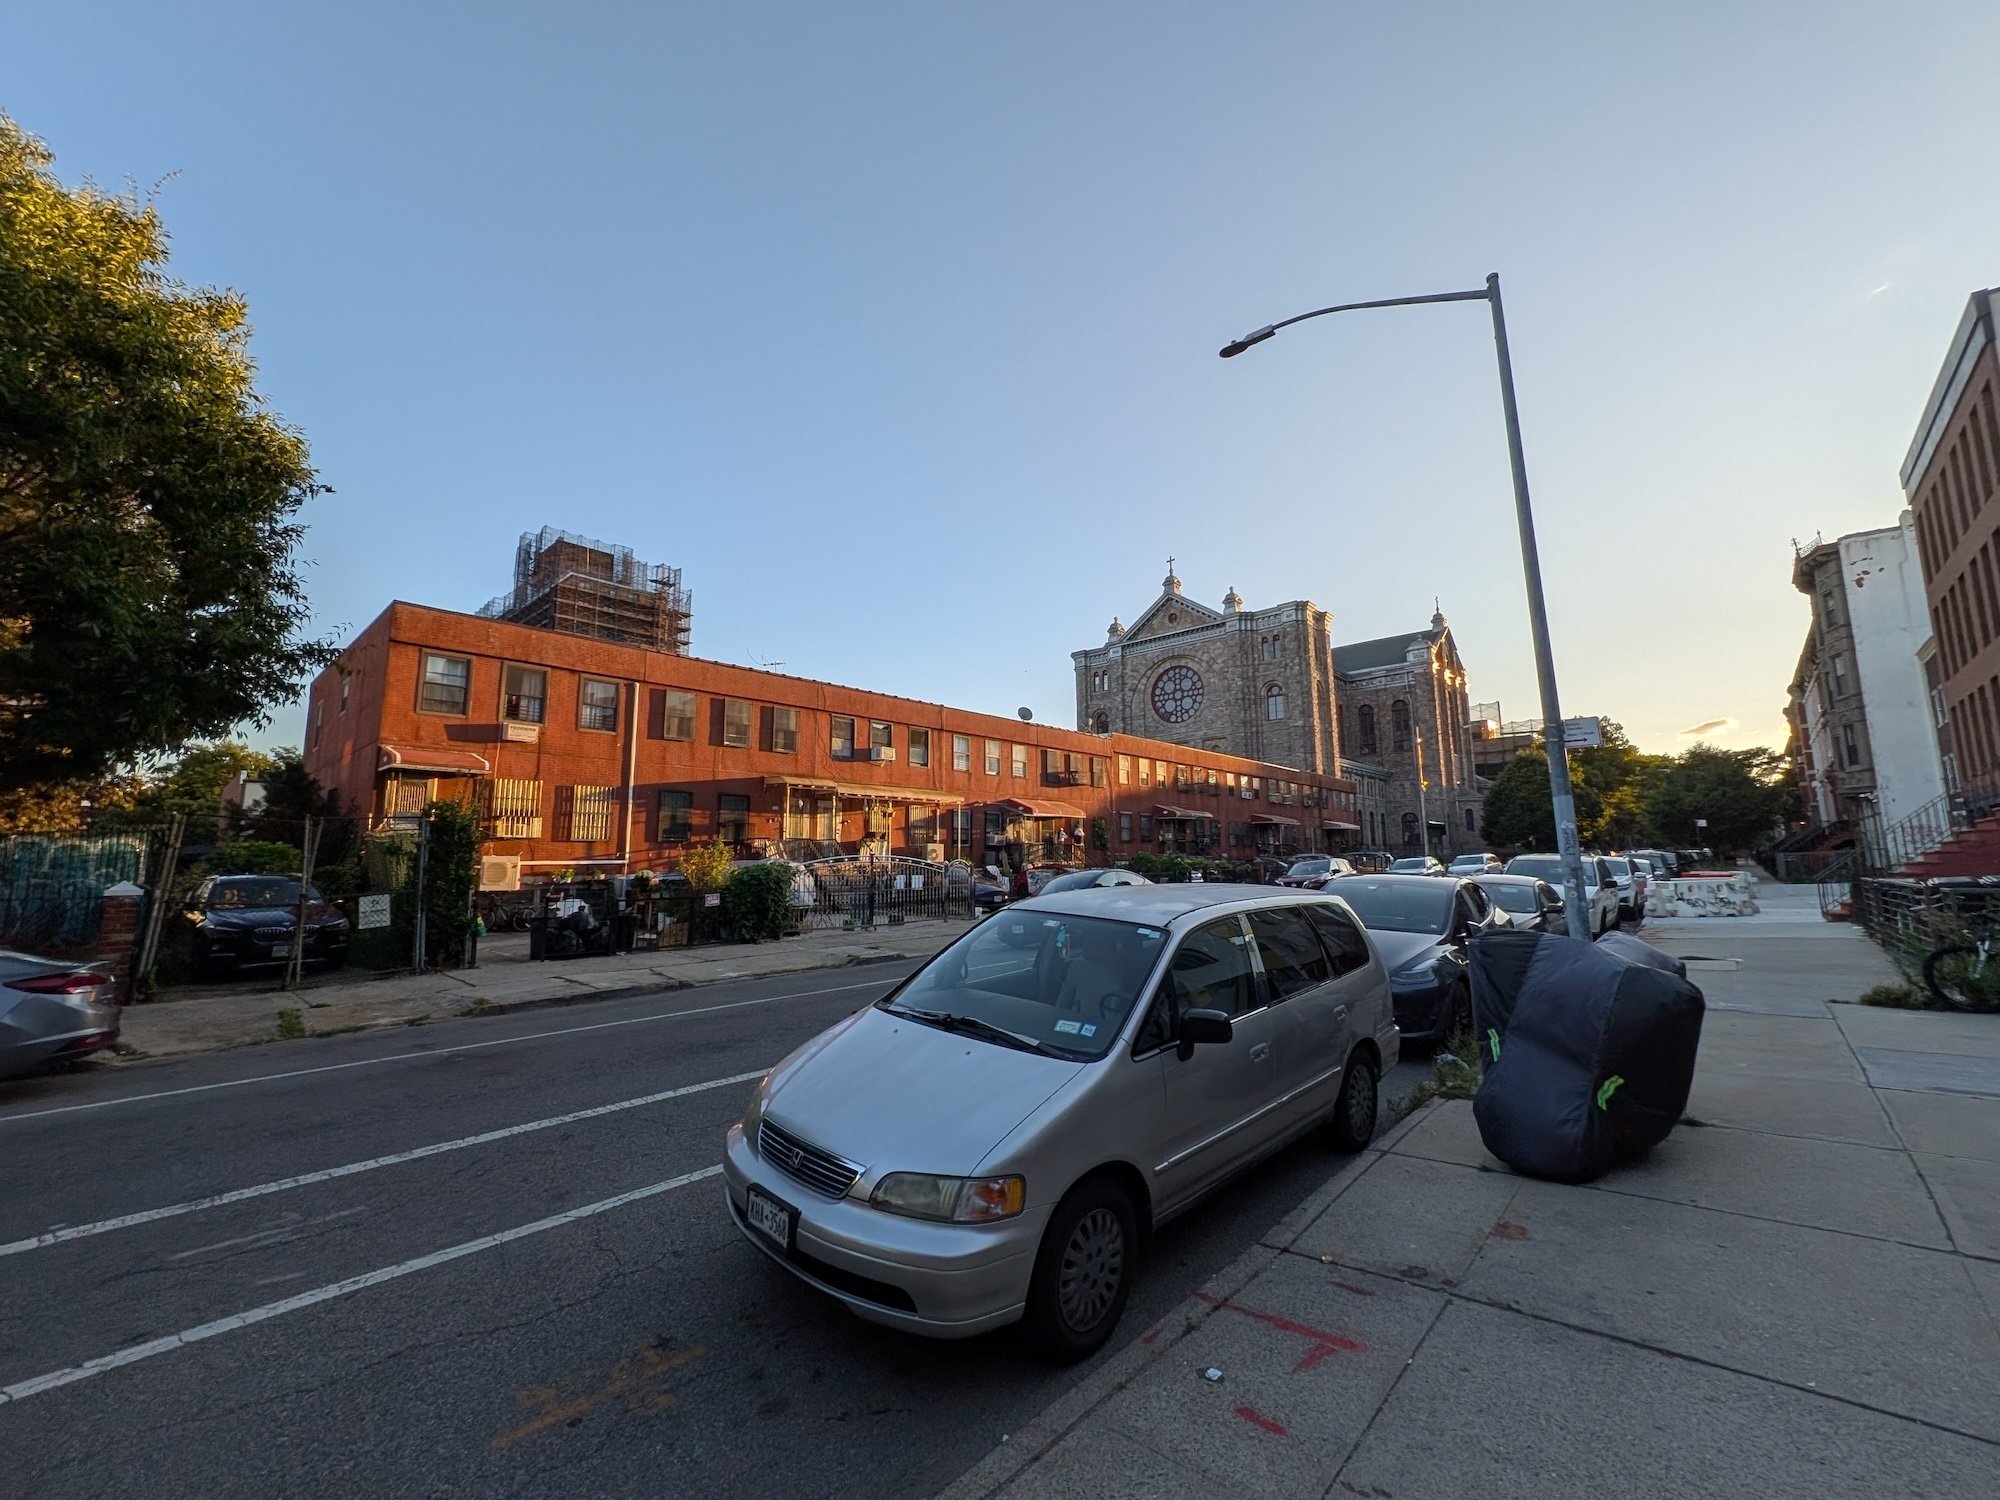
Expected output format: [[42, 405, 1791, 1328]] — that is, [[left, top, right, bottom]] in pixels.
[[358, 894, 393, 930]]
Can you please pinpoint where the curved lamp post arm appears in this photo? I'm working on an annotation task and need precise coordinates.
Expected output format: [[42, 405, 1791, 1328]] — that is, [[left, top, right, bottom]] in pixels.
[[1220, 287, 1490, 357]]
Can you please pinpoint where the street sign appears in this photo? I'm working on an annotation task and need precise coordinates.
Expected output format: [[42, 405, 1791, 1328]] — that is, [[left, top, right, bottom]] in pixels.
[[1695, 818, 1708, 828], [1560, 717, 1603, 749], [703, 892, 722, 908], [358, 894, 392, 930]]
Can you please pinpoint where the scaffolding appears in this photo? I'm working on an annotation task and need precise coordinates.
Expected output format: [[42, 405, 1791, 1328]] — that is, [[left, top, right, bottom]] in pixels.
[[478, 528, 692, 654]]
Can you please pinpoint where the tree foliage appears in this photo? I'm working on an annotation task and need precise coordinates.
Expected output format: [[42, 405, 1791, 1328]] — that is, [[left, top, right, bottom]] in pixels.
[[0, 114, 333, 790], [420, 799, 481, 969], [678, 839, 734, 893], [1645, 745, 1788, 854]]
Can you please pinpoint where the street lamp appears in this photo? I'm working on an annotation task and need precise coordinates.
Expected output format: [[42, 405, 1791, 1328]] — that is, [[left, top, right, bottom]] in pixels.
[[1219, 273, 1591, 937]]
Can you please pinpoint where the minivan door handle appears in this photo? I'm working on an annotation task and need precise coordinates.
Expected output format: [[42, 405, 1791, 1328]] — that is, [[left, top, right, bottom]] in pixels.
[[1249, 1042, 1271, 1063], [1332, 1004, 1349, 1020]]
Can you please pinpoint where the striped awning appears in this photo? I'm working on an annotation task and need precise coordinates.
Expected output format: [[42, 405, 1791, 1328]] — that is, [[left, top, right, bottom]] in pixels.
[[1155, 804, 1215, 820], [379, 744, 491, 775], [995, 798, 1086, 820]]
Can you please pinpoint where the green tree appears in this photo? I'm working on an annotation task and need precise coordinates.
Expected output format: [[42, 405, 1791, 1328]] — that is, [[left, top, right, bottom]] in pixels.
[[679, 839, 734, 893], [0, 115, 333, 790], [1480, 750, 1602, 852], [1646, 745, 1787, 854], [420, 799, 481, 969]]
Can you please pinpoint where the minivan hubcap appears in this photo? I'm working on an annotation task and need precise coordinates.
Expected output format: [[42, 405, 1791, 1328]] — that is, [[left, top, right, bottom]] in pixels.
[[1058, 1208, 1124, 1331], [1348, 1067, 1376, 1135]]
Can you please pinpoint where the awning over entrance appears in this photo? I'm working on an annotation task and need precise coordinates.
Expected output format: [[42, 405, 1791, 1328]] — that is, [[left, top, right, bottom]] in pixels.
[[379, 744, 491, 776], [1249, 813, 1301, 827], [995, 798, 1086, 819], [761, 775, 962, 804], [1154, 804, 1216, 820], [1322, 820, 1361, 832]]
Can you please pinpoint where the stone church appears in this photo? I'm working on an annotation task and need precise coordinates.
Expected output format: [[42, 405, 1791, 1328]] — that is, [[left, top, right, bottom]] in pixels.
[[1073, 565, 1483, 856]]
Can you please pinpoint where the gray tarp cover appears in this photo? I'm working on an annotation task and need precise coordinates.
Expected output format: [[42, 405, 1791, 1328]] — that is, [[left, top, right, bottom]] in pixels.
[[1468, 929, 1705, 1184]]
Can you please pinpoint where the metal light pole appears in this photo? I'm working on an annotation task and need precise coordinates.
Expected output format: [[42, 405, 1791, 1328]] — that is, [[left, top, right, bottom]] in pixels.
[[1221, 273, 1590, 935]]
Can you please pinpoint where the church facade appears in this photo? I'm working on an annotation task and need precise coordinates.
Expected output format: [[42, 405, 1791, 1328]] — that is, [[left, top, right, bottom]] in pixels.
[[1073, 566, 1484, 858]]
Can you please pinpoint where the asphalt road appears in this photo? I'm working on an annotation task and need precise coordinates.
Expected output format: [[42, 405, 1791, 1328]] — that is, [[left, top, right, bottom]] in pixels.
[[0, 966, 1425, 1500]]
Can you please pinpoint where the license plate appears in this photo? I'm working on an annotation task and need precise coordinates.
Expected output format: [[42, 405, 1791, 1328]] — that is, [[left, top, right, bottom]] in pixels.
[[745, 1185, 795, 1251], [269, 943, 291, 958]]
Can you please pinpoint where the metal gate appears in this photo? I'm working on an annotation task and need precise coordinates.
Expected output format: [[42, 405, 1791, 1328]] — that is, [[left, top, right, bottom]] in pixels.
[[792, 855, 973, 930], [0, 828, 172, 952]]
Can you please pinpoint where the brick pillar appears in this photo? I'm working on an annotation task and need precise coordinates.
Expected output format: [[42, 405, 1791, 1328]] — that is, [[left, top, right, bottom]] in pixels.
[[94, 881, 146, 1003]]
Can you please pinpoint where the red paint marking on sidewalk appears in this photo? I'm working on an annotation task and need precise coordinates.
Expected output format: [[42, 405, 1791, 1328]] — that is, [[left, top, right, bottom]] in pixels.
[[1140, 1328, 1160, 1346], [1234, 1405, 1288, 1437], [1491, 1220, 1530, 1241], [1194, 1291, 1368, 1372]]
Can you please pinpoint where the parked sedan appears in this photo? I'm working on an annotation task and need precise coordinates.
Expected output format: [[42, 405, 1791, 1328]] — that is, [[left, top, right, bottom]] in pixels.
[[1387, 856, 1446, 876], [725, 884, 1397, 1361], [1, 949, 119, 1080], [1036, 868, 1152, 894], [1446, 853, 1504, 876], [1502, 854, 1620, 938], [186, 874, 351, 981], [1278, 855, 1354, 887], [1329, 874, 1504, 1045], [1471, 874, 1569, 935]]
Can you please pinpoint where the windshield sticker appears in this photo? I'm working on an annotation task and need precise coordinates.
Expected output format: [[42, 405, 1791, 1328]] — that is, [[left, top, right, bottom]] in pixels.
[[1053, 1019, 1082, 1035], [1136, 928, 1161, 939], [1079, 1024, 1098, 1037]]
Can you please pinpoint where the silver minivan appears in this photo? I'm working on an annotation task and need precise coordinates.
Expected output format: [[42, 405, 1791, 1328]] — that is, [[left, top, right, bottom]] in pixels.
[[723, 885, 1397, 1360]]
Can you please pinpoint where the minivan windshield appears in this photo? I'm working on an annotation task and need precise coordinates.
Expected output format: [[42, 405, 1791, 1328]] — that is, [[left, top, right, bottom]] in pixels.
[[1507, 855, 1595, 888], [1330, 879, 1455, 936], [879, 912, 1167, 1061]]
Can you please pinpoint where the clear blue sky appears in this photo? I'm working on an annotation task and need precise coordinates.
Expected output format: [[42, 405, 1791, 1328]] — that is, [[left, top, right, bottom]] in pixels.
[[10, 2, 1997, 757]]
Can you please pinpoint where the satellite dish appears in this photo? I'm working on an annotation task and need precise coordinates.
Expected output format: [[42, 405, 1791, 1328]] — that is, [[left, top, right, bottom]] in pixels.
[[1017, 707, 1033, 721]]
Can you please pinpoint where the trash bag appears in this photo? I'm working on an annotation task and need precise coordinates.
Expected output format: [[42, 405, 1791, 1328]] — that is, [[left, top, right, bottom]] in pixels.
[[1595, 930, 1688, 980], [1468, 929, 1705, 1184]]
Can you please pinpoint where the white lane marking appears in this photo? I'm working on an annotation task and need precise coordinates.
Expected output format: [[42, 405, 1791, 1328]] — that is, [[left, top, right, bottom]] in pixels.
[[164, 1207, 369, 1263], [0, 1068, 764, 1258], [0, 1166, 722, 1406], [0, 973, 902, 1123]]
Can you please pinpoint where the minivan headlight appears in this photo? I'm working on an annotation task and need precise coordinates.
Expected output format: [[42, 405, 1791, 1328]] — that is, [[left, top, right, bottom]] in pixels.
[[870, 1173, 1026, 1223]]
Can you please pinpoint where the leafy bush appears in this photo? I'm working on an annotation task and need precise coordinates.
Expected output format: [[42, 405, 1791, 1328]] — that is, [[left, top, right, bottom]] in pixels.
[[726, 861, 796, 942], [1857, 981, 1929, 1009], [679, 839, 733, 893], [420, 800, 480, 970]]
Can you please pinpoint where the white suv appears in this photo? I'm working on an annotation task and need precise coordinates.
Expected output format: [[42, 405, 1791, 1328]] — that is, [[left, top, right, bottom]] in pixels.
[[1501, 854, 1620, 938]]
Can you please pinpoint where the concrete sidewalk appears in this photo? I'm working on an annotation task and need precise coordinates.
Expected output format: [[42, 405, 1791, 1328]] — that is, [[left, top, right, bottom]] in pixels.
[[941, 883, 2000, 1499], [117, 919, 968, 1060]]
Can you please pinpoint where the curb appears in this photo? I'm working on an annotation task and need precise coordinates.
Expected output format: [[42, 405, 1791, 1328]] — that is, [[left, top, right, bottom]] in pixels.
[[458, 950, 920, 1019], [933, 1101, 1440, 1500]]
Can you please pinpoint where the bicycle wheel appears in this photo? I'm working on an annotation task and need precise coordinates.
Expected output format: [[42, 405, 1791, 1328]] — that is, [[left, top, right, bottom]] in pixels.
[[1922, 944, 2000, 1012]]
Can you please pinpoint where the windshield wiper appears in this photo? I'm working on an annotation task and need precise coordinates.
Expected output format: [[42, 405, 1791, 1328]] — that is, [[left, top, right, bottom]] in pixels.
[[883, 1005, 1063, 1057]]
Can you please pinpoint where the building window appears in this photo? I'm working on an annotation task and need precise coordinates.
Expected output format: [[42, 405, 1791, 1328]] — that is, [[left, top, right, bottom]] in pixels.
[[1464, 807, 1476, 832], [1391, 699, 1412, 752], [1091, 757, 1107, 787], [1843, 723, 1861, 768], [1090, 711, 1110, 734], [1358, 703, 1378, 756], [722, 698, 753, 748], [1821, 589, 1839, 627], [1138, 757, 1151, 786], [1156, 760, 1169, 784], [1119, 812, 1133, 842], [1139, 814, 1154, 840], [769, 705, 798, 753], [484, 778, 543, 839], [1831, 653, 1849, 698], [831, 715, 856, 760], [1011, 743, 1028, 779], [339, 677, 350, 714], [952, 734, 971, 772], [311, 699, 323, 750], [579, 679, 619, 733], [908, 727, 930, 767], [657, 790, 693, 842], [418, 653, 471, 715], [1118, 755, 1131, 785], [985, 739, 1002, 775], [559, 785, 615, 842], [908, 806, 936, 846], [503, 665, 547, 724], [1266, 684, 1286, 720], [651, 689, 696, 741], [717, 793, 751, 845], [1402, 810, 1419, 848]]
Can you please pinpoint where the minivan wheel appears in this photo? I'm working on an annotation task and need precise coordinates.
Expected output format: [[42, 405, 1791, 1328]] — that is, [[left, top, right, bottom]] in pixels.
[[1021, 1177, 1137, 1364], [1326, 1048, 1378, 1153]]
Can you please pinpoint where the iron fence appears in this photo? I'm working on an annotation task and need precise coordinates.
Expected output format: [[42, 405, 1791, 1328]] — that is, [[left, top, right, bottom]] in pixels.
[[792, 855, 973, 930], [1849, 876, 2000, 976], [0, 827, 174, 953]]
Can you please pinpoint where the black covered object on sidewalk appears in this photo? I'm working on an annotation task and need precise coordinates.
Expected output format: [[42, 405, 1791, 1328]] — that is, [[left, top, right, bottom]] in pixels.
[[1467, 929, 1705, 1184]]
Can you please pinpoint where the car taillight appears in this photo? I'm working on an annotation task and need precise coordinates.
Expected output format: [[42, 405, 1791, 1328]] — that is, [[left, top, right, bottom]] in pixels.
[[8, 971, 108, 995]]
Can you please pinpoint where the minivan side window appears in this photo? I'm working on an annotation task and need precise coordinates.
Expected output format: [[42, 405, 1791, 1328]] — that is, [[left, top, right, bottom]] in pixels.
[[1167, 916, 1260, 1020], [1303, 905, 1371, 977], [1247, 908, 1331, 1001]]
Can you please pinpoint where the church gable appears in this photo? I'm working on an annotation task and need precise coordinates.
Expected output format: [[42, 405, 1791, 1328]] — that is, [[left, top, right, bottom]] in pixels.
[[1120, 559, 1223, 644]]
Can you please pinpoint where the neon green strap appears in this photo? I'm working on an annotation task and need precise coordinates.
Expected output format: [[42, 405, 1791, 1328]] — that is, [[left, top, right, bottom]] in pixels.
[[1596, 1075, 1625, 1109], [1487, 1027, 1501, 1063]]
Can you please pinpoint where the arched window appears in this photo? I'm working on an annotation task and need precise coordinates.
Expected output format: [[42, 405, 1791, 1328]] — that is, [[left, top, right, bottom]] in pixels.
[[1265, 684, 1286, 721], [1391, 699, 1412, 752], [1401, 811, 1419, 848], [1091, 711, 1110, 734], [1357, 704, 1378, 756]]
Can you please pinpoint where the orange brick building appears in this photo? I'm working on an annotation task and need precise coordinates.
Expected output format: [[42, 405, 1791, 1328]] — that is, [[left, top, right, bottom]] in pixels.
[[303, 602, 1362, 875]]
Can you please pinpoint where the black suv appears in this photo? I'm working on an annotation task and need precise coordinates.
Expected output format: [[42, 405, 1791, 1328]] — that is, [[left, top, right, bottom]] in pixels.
[[186, 874, 351, 981]]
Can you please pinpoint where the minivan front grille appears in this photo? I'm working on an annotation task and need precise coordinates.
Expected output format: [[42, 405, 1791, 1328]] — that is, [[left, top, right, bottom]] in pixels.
[[757, 1120, 862, 1198]]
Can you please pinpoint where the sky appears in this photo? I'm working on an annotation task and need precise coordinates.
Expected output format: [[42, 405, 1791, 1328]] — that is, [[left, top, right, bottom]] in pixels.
[[9, 2, 1998, 759]]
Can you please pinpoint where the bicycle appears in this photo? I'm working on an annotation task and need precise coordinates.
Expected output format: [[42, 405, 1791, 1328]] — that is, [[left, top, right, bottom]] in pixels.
[[1921, 925, 2000, 1012]]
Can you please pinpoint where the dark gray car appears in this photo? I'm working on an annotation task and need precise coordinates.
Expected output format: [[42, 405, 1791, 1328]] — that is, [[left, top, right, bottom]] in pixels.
[[1, 948, 119, 1080], [1471, 873, 1570, 936], [1329, 874, 1506, 1044]]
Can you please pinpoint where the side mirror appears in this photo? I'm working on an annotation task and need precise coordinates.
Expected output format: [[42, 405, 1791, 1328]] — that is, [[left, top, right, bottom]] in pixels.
[[1176, 1008, 1233, 1060]]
